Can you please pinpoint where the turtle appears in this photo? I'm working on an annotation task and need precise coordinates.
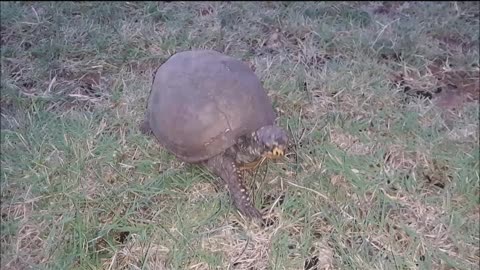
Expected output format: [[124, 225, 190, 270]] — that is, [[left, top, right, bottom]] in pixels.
[[140, 49, 289, 220]]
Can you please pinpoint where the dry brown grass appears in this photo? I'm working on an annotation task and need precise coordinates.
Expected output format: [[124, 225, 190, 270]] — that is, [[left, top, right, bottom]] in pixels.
[[100, 234, 170, 270], [1, 191, 48, 269], [382, 189, 479, 269]]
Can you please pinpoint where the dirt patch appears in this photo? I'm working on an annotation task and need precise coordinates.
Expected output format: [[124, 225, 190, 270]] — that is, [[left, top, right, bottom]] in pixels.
[[433, 70, 479, 107], [187, 182, 218, 203], [457, 2, 480, 25], [100, 234, 169, 270], [1, 195, 48, 270], [304, 241, 334, 270], [199, 223, 271, 269], [329, 128, 373, 156], [382, 189, 479, 269], [432, 32, 475, 53], [307, 216, 335, 270], [4, 224, 47, 269], [418, 159, 453, 191], [383, 144, 429, 173], [246, 24, 312, 56], [197, 214, 334, 270], [390, 60, 479, 112], [197, 4, 214, 17], [372, 2, 409, 15], [446, 124, 478, 142], [3, 56, 159, 115]]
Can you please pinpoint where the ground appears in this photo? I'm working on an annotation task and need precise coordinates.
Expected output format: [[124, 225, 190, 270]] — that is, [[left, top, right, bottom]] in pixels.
[[1, 2, 479, 270]]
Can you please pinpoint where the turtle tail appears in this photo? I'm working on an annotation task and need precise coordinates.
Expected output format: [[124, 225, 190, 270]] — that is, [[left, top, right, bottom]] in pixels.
[[205, 153, 263, 220]]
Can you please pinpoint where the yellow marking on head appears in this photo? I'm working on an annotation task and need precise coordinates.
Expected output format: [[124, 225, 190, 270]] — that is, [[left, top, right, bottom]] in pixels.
[[264, 147, 284, 159], [272, 147, 284, 157]]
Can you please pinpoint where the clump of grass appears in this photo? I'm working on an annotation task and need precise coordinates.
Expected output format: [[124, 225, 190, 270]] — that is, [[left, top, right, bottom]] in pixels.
[[1, 2, 478, 269]]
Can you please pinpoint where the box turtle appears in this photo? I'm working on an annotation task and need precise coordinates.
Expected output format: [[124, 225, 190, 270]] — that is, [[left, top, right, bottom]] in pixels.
[[141, 50, 289, 220]]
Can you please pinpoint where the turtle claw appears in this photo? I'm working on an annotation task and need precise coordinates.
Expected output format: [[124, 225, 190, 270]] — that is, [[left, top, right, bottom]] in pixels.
[[230, 184, 263, 221], [236, 201, 263, 220], [235, 198, 263, 220]]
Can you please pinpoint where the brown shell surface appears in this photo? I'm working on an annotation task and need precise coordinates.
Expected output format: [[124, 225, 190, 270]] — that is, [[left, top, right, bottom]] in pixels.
[[146, 50, 276, 163]]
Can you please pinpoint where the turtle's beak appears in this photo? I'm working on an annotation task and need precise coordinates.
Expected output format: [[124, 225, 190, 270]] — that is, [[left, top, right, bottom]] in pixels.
[[265, 146, 284, 159]]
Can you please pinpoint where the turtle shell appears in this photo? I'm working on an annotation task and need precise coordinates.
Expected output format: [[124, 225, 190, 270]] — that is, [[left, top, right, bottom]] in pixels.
[[145, 50, 276, 163]]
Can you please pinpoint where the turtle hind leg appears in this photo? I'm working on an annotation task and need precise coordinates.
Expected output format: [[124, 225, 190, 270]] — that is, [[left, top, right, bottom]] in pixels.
[[204, 153, 262, 220], [139, 113, 153, 135]]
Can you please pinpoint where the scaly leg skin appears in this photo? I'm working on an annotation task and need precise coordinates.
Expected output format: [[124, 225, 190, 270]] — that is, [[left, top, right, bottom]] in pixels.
[[205, 153, 262, 220]]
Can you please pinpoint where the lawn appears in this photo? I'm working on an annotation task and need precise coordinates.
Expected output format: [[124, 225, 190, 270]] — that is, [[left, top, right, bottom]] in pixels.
[[1, 2, 479, 269]]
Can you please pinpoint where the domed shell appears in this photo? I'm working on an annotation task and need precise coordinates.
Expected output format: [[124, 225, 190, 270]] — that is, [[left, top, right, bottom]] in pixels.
[[145, 50, 276, 163]]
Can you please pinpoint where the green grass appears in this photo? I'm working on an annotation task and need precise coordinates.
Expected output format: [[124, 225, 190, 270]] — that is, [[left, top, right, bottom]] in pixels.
[[1, 2, 479, 269]]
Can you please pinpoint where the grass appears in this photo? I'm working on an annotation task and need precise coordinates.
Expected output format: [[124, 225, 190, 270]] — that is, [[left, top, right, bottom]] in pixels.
[[1, 1, 479, 269]]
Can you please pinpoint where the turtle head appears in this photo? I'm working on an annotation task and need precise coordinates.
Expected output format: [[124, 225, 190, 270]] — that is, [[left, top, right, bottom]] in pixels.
[[254, 125, 289, 160]]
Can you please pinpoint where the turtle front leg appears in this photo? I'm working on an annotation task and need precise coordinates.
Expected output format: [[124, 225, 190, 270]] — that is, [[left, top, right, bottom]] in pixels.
[[204, 153, 262, 220]]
